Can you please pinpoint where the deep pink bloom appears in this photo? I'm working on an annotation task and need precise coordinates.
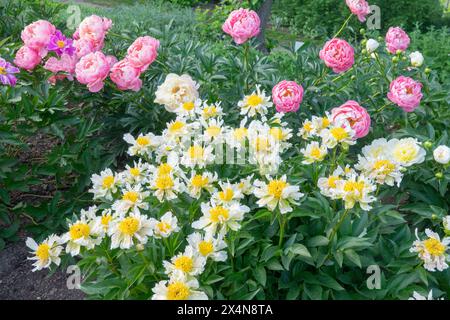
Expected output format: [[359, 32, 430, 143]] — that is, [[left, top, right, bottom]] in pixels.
[[78, 15, 112, 51], [44, 53, 78, 74], [21, 20, 56, 57], [110, 59, 142, 92], [14, 46, 41, 71], [222, 8, 260, 45], [385, 27, 410, 54], [0, 58, 20, 87], [345, 0, 371, 22], [75, 51, 111, 93], [126, 36, 159, 72], [387, 76, 423, 112], [331, 100, 371, 139], [47, 30, 75, 56], [319, 38, 354, 73], [272, 80, 304, 113]]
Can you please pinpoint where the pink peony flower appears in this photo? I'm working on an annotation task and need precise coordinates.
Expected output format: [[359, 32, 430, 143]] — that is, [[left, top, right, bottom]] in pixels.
[[319, 38, 354, 73], [75, 51, 111, 93], [78, 15, 112, 51], [21, 20, 56, 57], [385, 27, 410, 54], [345, 0, 371, 22], [110, 59, 142, 92], [331, 100, 371, 139], [272, 80, 304, 113], [14, 46, 41, 71], [222, 8, 260, 45], [126, 36, 160, 72], [387, 76, 423, 112], [106, 55, 118, 68], [44, 53, 78, 74], [74, 38, 95, 59], [48, 74, 72, 85]]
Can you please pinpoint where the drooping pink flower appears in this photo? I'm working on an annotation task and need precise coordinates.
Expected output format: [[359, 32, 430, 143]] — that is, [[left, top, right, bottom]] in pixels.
[[345, 0, 371, 22], [0, 58, 20, 87], [110, 59, 142, 92], [126, 36, 159, 72], [385, 27, 410, 54], [387, 76, 423, 112], [319, 38, 354, 73], [44, 53, 78, 74], [75, 51, 111, 93], [331, 100, 371, 139], [21, 20, 56, 57], [272, 80, 304, 113], [222, 8, 260, 45], [47, 30, 75, 56], [14, 46, 41, 71], [78, 15, 112, 51]]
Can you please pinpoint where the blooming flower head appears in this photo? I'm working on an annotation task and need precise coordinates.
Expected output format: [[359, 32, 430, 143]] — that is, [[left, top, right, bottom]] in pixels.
[[61, 215, 102, 256], [187, 232, 227, 262], [154, 73, 199, 112], [199, 102, 224, 120], [318, 166, 345, 199], [123, 132, 161, 157], [387, 138, 426, 167], [110, 58, 142, 92], [187, 171, 217, 199], [385, 27, 410, 54], [335, 174, 377, 210], [0, 58, 19, 87], [108, 212, 153, 249], [355, 155, 403, 187], [320, 121, 356, 149], [222, 8, 260, 45], [272, 80, 304, 113], [163, 245, 206, 277], [151, 211, 180, 239], [433, 145, 450, 165], [121, 160, 150, 184], [47, 30, 75, 56], [176, 98, 202, 119], [112, 184, 150, 216], [201, 118, 226, 144], [77, 15, 112, 51], [301, 141, 328, 164], [126, 36, 159, 72], [212, 181, 244, 205], [26, 235, 63, 272], [89, 168, 121, 200], [14, 45, 41, 71], [75, 51, 111, 92], [181, 143, 215, 169], [44, 53, 78, 75], [152, 271, 208, 300], [410, 229, 449, 272], [345, 0, 370, 22], [21, 20, 56, 56], [361, 138, 389, 159], [238, 85, 272, 118], [330, 100, 371, 139], [319, 38, 354, 73], [150, 172, 184, 202], [387, 76, 423, 112], [253, 175, 304, 214]]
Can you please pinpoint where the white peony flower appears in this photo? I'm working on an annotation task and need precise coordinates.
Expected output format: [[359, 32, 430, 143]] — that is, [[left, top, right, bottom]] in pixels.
[[433, 145, 450, 165]]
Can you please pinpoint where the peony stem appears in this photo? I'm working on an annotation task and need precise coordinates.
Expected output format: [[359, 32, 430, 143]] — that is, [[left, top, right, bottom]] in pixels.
[[278, 211, 287, 247], [333, 14, 353, 39], [328, 209, 350, 249]]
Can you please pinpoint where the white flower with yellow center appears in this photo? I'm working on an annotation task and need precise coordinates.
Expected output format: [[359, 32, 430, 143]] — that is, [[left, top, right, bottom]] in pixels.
[[187, 171, 217, 199], [317, 166, 345, 199], [92, 208, 117, 237], [236, 175, 254, 195], [201, 118, 226, 144], [26, 235, 63, 272], [181, 143, 215, 169], [150, 172, 183, 202], [253, 175, 304, 214], [123, 132, 160, 157], [112, 184, 150, 215], [152, 272, 208, 300], [163, 118, 191, 141], [192, 201, 249, 234], [226, 118, 249, 150], [155, 140, 179, 162], [356, 156, 403, 186], [360, 138, 389, 159], [269, 126, 292, 151], [410, 228, 449, 272], [198, 102, 223, 120], [238, 85, 272, 118], [108, 212, 153, 249], [320, 122, 356, 149], [187, 232, 227, 262], [151, 211, 180, 239], [298, 119, 314, 139], [387, 138, 426, 167], [89, 168, 120, 200], [122, 160, 150, 184], [301, 141, 328, 164], [311, 115, 331, 135], [212, 181, 243, 205], [154, 73, 199, 112], [61, 216, 102, 256], [334, 174, 376, 211], [175, 98, 202, 118], [163, 245, 206, 277]]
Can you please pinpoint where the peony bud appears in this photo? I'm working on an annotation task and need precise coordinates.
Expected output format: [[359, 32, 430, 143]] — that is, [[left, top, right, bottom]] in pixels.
[[423, 141, 433, 149], [366, 39, 379, 53], [435, 172, 443, 179], [433, 145, 450, 165], [409, 51, 424, 67]]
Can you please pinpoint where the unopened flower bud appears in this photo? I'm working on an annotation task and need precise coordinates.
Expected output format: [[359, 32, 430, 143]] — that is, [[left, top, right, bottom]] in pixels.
[[435, 172, 443, 179]]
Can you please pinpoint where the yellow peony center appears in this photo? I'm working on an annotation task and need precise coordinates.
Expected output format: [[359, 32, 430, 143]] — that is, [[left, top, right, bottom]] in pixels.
[[206, 126, 221, 137], [198, 241, 214, 256], [122, 191, 139, 203], [203, 106, 217, 119], [102, 175, 114, 189], [247, 94, 263, 107], [267, 180, 287, 199], [157, 221, 171, 233], [393, 145, 417, 163], [158, 163, 173, 175], [129, 167, 140, 177], [218, 188, 234, 202], [270, 127, 283, 141], [167, 282, 190, 300], [118, 217, 139, 236], [69, 223, 90, 240], [255, 137, 270, 152], [191, 175, 208, 188], [343, 181, 365, 194], [182, 101, 195, 111], [136, 136, 150, 146], [155, 175, 174, 190], [209, 206, 229, 223], [56, 40, 65, 48], [169, 121, 185, 133], [174, 256, 193, 273], [311, 147, 322, 159], [373, 159, 395, 175], [327, 176, 339, 188], [101, 215, 112, 227], [0, 67, 6, 75], [423, 238, 446, 256], [188, 146, 204, 159], [36, 243, 50, 261], [322, 117, 330, 128], [234, 127, 248, 140], [303, 122, 313, 132], [330, 127, 348, 141]]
